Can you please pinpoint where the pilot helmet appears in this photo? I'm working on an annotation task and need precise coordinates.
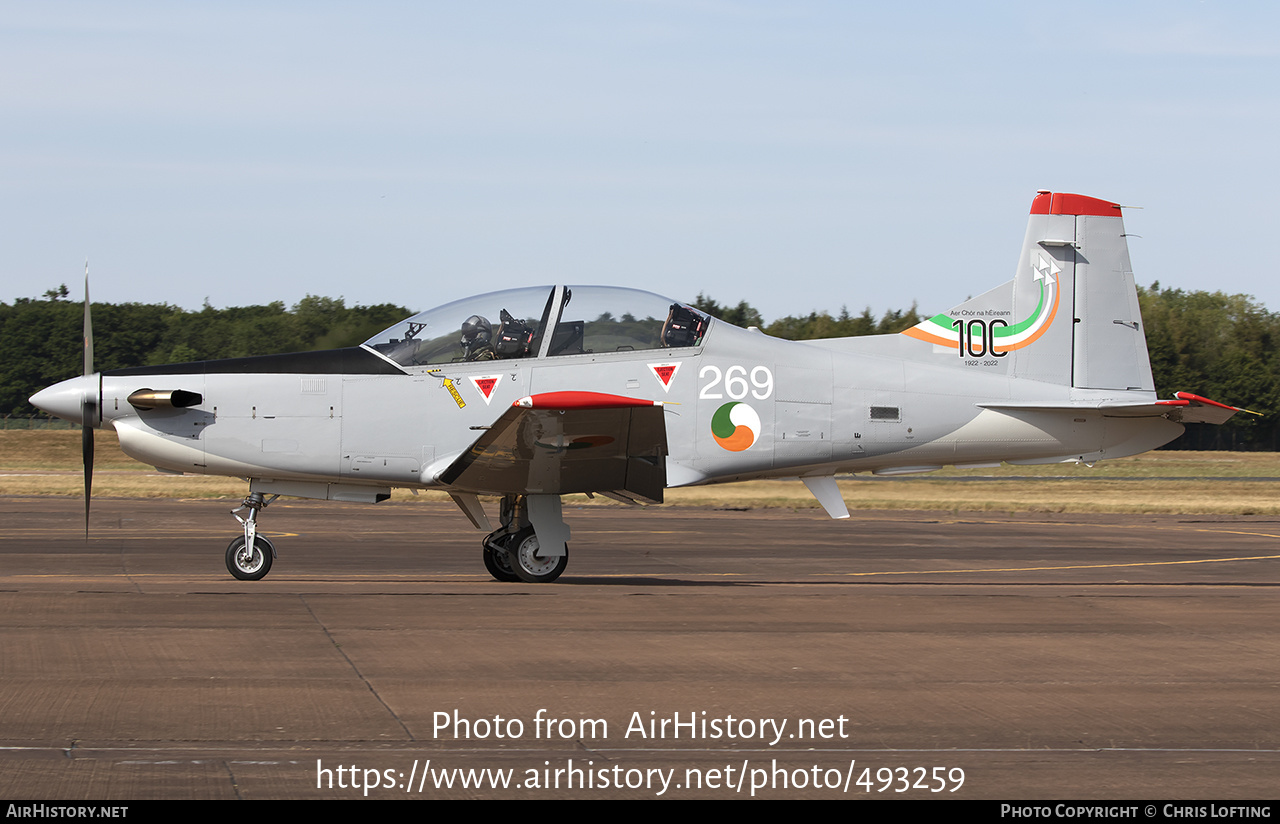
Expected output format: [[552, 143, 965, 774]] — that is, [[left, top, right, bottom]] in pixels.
[[460, 315, 492, 346]]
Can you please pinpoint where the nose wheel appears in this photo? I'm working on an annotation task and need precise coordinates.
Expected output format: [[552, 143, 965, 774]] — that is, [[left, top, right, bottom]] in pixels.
[[226, 535, 275, 581]]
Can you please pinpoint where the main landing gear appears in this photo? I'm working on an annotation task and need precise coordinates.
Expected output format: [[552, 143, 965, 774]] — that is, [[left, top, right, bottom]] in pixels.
[[226, 491, 278, 580], [481, 494, 569, 584], [220, 489, 570, 583]]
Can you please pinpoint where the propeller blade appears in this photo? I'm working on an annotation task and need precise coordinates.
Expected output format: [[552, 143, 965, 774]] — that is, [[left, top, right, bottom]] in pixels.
[[82, 417, 94, 537], [82, 263, 94, 538], [83, 263, 93, 375]]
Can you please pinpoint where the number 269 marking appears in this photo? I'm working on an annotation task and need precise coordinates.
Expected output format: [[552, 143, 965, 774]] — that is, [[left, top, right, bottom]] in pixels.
[[699, 365, 773, 400]]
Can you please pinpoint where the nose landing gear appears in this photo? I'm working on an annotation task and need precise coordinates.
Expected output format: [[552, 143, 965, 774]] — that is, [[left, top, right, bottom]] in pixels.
[[227, 492, 279, 580]]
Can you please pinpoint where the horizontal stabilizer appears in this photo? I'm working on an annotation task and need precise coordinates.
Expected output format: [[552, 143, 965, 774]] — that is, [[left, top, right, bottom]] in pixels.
[[1154, 392, 1253, 425], [980, 392, 1248, 425]]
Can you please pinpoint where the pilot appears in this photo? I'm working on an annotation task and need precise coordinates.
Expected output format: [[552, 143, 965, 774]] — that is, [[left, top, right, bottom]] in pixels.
[[461, 315, 497, 361]]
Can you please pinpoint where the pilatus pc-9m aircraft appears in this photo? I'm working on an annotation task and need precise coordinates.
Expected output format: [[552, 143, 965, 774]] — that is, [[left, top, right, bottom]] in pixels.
[[31, 191, 1243, 583]]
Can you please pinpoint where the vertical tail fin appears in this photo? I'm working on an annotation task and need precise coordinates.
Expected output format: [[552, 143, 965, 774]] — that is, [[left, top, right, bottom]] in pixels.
[[902, 191, 1154, 391]]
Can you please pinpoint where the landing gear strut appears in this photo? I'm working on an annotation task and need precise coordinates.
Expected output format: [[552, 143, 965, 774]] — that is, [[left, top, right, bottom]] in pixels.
[[480, 494, 569, 583], [227, 491, 278, 580]]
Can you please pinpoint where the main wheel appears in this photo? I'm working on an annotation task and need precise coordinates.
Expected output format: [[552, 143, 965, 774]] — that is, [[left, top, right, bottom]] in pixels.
[[226, 536, 273, 581], [507, 526, 567, 583], [483, 540, 520, 583]]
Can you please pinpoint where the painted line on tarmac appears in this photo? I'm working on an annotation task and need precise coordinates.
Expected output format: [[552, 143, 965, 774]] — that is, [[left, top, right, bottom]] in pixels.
[[837, 553, 1280, 577]]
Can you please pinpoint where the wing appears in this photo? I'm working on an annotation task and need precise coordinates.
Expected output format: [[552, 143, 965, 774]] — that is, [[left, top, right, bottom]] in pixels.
[[438, 391, 668, 504]]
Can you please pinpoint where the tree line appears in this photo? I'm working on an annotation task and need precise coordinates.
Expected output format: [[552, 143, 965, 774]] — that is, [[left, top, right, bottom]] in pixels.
[[0, 294, 409, 420], [2, 284, 1274, 449]]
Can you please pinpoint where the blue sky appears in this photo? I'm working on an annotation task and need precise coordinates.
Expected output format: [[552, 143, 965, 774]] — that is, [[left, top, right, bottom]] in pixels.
[[3, 1, 1278, 322]]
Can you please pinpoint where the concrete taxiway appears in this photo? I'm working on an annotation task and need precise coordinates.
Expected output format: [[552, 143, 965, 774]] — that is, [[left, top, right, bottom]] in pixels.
[[1, 496, 1278, 799]]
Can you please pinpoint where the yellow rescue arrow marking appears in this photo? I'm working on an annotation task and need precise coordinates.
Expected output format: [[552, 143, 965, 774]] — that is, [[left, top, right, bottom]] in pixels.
[[426, 369, 467, 409], [442, 378, 465, 409]]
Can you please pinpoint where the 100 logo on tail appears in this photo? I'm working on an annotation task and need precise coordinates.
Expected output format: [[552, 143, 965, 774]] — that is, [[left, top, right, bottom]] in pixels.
[[901, 251, 1061, 358]]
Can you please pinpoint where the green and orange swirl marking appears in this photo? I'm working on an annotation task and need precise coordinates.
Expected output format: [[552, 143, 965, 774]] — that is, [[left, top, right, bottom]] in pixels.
[[711, 402, 761, 452]]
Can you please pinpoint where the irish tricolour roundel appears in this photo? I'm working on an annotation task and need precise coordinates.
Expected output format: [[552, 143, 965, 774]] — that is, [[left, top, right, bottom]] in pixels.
[[711, 402, 761, 452]]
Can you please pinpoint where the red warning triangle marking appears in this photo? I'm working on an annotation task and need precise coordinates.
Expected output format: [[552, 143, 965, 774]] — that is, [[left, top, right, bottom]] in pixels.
[[470, 375, 501, 404], [647, 362, 681, 393]]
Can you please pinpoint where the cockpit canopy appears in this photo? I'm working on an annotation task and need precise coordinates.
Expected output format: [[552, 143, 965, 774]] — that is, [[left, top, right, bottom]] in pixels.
[[363, 285, 709, 368]]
